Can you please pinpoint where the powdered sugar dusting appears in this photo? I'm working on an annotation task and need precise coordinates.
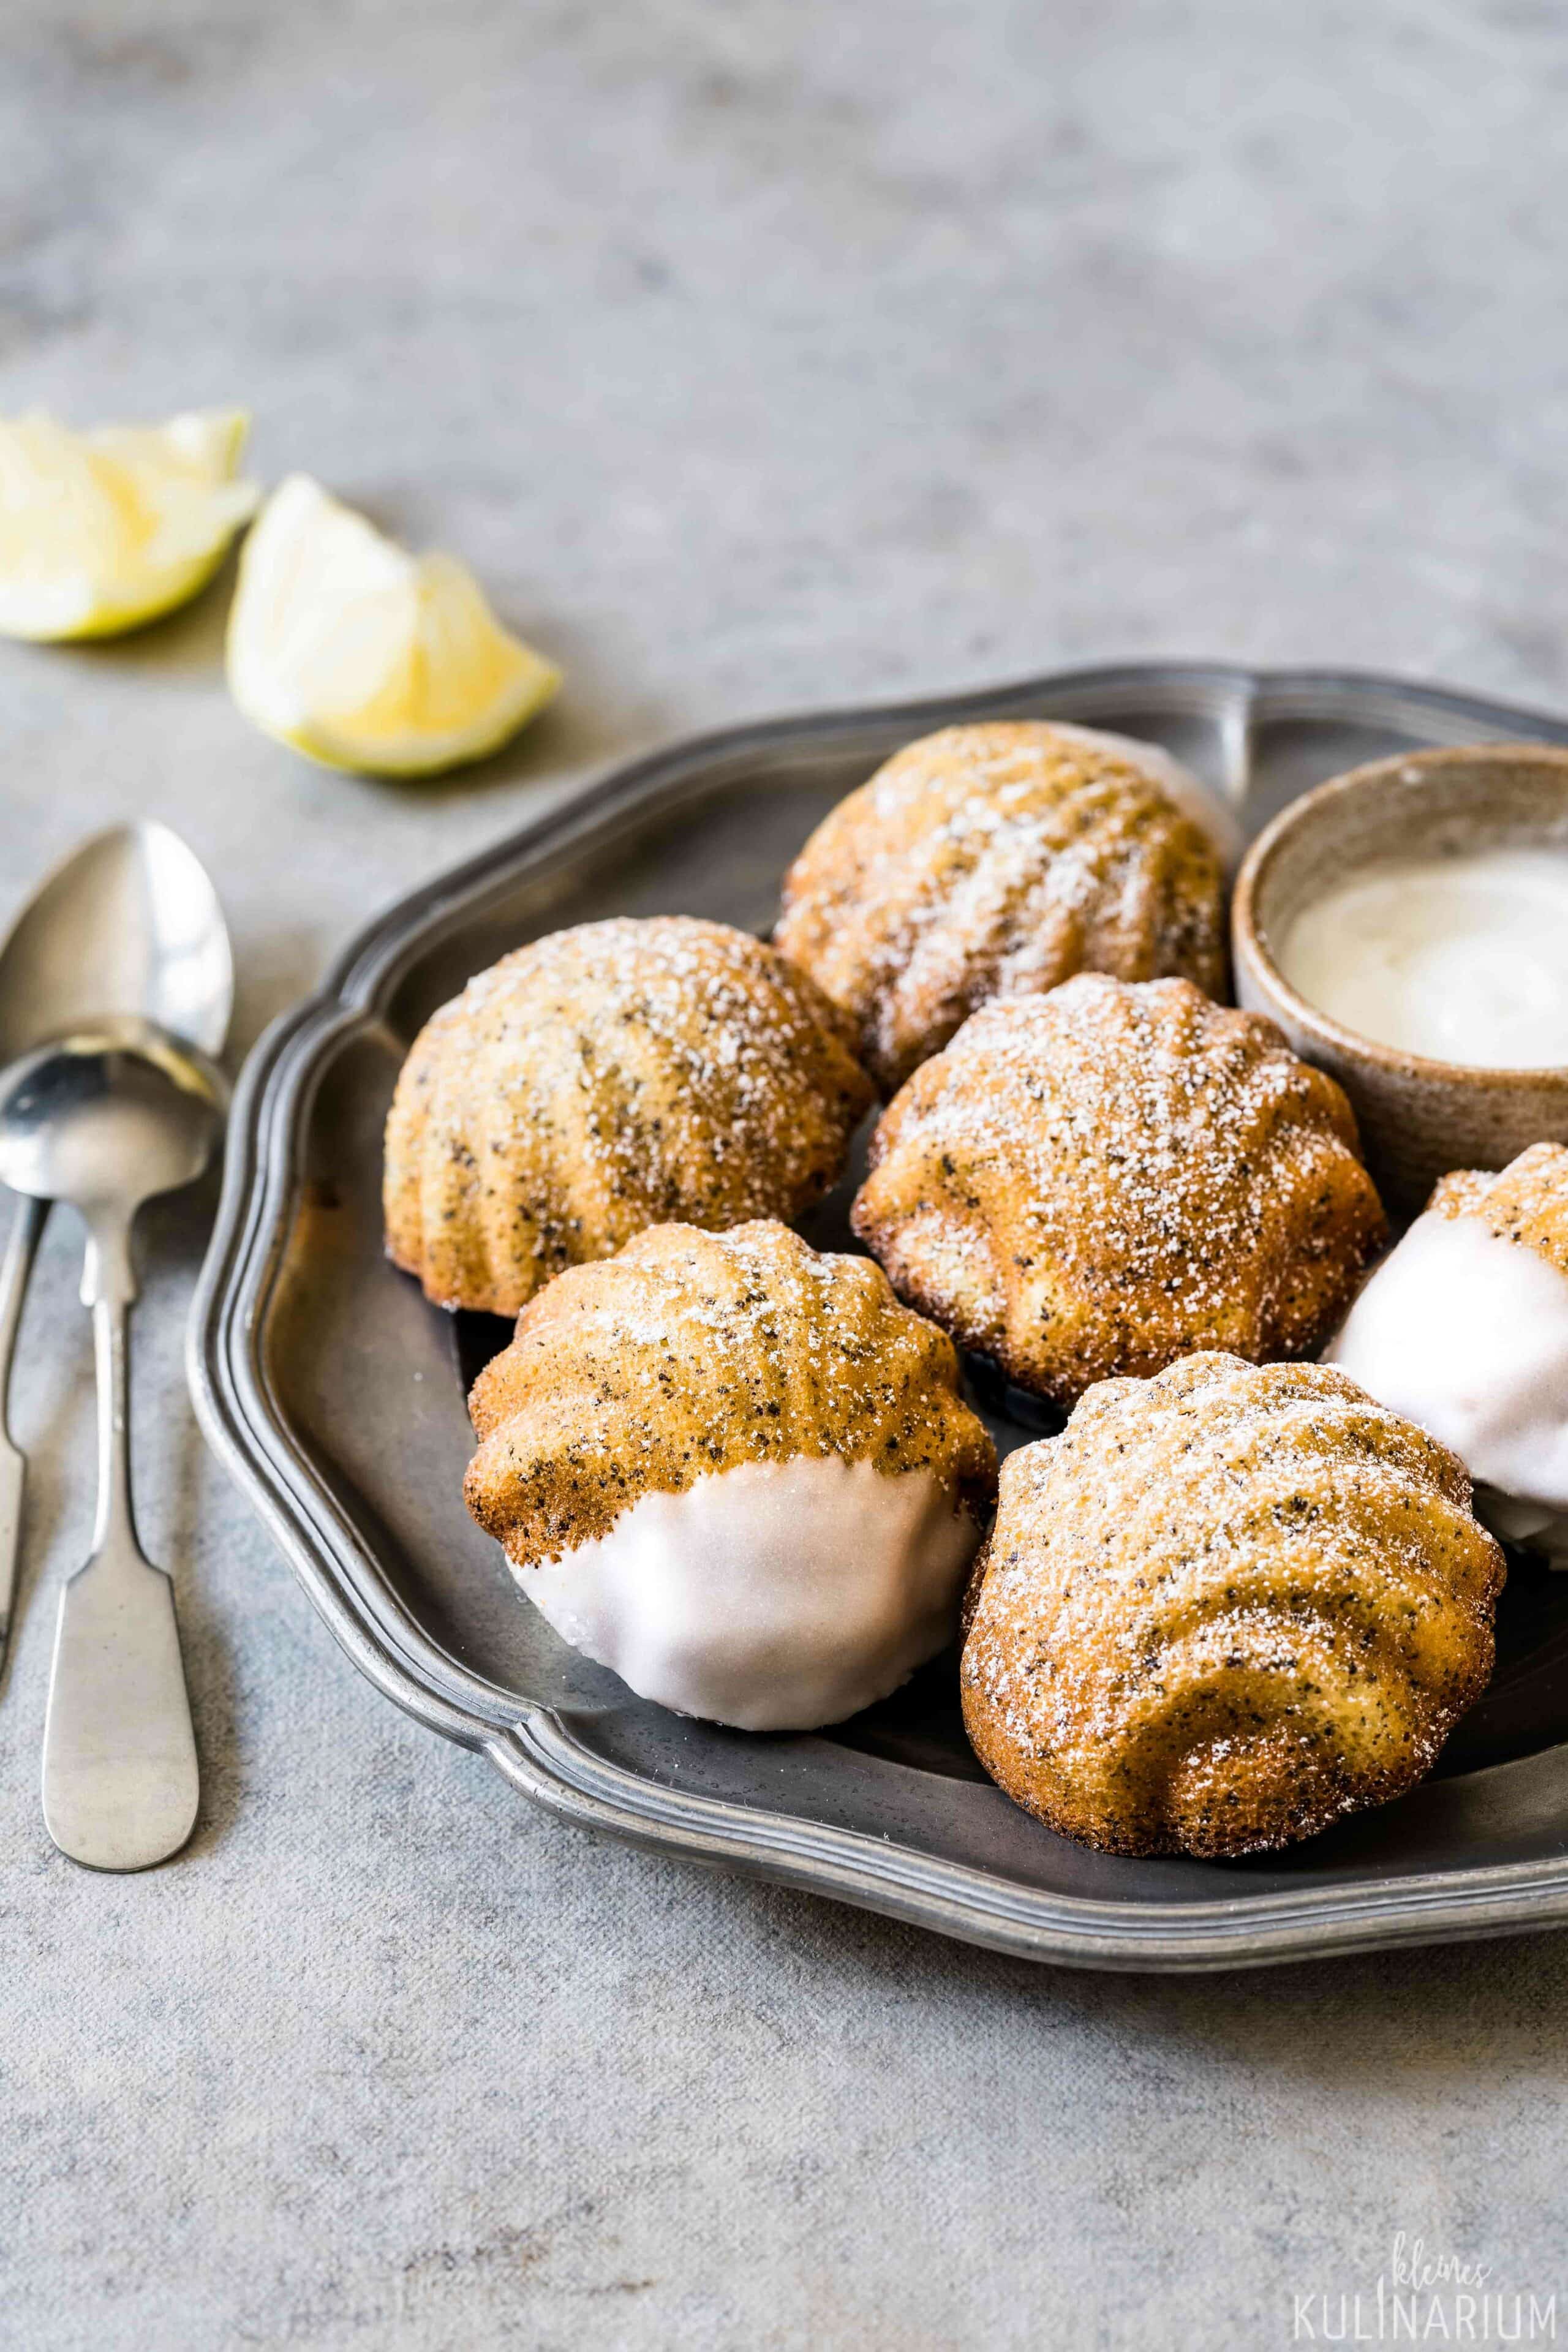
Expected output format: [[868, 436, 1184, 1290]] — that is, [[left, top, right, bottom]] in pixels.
[[1428, 1140, 1568, 1280], [775, 721, 1230, 1093], [384, 916, 875, 1313], [960, 1351, 1503, 1856], [853, 973, 1387, 1404]]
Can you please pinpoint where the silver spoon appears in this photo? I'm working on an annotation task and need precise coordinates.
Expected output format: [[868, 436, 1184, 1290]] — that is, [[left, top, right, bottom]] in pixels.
[[0, 824, 232, 1682], [0, 1016, 227, 1869]]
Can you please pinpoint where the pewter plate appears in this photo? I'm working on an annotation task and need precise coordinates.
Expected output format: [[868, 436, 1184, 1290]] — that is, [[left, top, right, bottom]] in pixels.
[[190, 664, 1568, 1970]]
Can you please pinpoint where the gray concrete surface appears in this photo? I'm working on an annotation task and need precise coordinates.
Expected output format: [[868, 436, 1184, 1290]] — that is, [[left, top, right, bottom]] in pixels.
[[2, 2, 1567, 2345]]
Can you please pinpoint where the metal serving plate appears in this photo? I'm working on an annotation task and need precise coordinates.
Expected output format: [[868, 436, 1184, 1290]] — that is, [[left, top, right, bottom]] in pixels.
[[192, 664, 1568, 1970]]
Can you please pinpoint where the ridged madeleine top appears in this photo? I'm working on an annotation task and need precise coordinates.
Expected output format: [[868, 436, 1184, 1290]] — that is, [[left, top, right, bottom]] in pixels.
[[1428, 1142, 1568, 1277], [852, 974, 1387, 1406], [962, 1352, 1504, 1857], [465, 1219, 998, 1567], [774, 720, 1229, 1093], [384, 917, 876, 1314]]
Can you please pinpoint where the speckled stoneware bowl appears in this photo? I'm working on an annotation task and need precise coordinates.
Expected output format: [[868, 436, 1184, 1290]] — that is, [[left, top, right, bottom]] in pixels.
[[1233, 742, 1568, 1214]]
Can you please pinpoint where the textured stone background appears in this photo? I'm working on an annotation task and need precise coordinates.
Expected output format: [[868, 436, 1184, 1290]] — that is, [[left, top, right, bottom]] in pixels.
[[2, 3, 1567, 2345]]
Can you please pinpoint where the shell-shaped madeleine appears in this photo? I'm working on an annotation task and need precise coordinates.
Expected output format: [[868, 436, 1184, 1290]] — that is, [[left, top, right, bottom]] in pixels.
[[775, 721, 1230, 1095], [384, 917, 875, 1313], [852, 974, 1387, 1406], [962, 1353, 1504, 1857], [465, 1218, 998, 1567]]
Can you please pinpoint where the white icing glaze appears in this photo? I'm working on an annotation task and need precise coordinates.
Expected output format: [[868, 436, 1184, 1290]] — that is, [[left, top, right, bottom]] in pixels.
[[1327, 1212, 1568, 1525], [1279, 846, 1568, 1068], [1475, 1488, 1568, 1562], [1047, 720, 1242, 871], [514, 1454, 981, 1731]]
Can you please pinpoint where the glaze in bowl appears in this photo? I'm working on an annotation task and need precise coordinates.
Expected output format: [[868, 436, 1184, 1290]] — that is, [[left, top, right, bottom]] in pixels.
[[1233, 743, 1568, 1213]]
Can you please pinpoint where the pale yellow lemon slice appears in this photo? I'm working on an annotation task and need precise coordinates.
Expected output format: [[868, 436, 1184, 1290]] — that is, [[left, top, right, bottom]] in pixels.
[[0, 407, 260, 641], [226, 475, 560, 777]]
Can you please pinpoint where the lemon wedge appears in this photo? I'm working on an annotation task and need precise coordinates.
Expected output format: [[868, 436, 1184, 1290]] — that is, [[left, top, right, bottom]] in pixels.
[[225, 475, 560, 777], [0, 407, 260, 641]]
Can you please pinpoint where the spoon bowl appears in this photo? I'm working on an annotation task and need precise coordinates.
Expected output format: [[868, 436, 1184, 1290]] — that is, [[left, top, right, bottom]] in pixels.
[[0, 823, 232, 1065], [0, 1017, 227, 1217]]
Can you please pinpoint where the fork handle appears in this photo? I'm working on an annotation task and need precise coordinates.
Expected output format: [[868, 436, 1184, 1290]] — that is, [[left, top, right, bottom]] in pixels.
[[0, 1193, 45, 1675], [0, 1192, 45, 1403]]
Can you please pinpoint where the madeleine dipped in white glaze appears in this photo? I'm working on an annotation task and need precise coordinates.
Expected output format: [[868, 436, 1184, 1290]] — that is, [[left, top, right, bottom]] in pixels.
[[464, 1220, 998, 1729], [1329, 1143, 1568, 1558]]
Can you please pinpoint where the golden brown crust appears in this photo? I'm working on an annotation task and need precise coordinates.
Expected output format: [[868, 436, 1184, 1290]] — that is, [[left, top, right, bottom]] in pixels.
[[851, 974, 1387, 1407], [961, 1352, 1504, 1858], [774, 722, 1229, 1095], [383, 917, 876, 1313], [464, 1218, 998, 1569], [1428, 1142, 1568, 1280], [1427, 1167, 1496, 1223]]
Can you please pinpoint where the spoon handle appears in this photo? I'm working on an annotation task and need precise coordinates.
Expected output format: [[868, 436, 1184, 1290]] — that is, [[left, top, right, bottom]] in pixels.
[[0, 1192, 46, 1677], [40, 1227, 198, 1871]]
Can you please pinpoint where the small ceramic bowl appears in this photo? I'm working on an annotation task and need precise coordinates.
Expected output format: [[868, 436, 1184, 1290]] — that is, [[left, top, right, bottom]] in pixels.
[[1232, 742, 1568, 1214]]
